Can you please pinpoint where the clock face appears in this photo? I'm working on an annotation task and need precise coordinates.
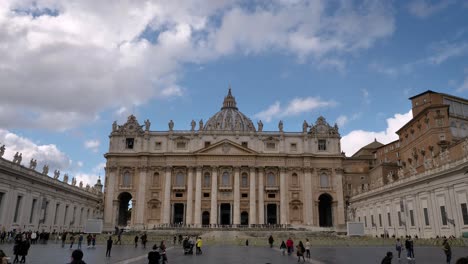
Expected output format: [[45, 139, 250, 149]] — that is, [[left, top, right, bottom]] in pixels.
[[317, 125, 326, 133]]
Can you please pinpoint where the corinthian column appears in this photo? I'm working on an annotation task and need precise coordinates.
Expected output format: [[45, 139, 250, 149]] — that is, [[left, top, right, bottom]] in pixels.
[[162, 167, 172, 224], [304, 168, 313, 225], [210, 166, 218, 225], [194, 167, 202, 226], [249, 167, 256, 226], [186, 167, 194, 225], [135, 166, 147, 229], [233, 167, 240, 225], [258, 167, 264, 224], [280, 167, 288, 225]]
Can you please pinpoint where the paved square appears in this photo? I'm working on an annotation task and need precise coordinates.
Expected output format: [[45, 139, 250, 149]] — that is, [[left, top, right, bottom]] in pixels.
[[0, 243, 466, 264]]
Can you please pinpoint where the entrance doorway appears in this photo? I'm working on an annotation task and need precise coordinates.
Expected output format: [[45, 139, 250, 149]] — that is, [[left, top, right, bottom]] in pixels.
[[266, 204, 277, 224], [220, 203, 231, 225], [240, 211, 249, 226], [319, 193, 333, 227], [202, 211, 210, 226], [173, 203, 184, 224], [118, 192, 132, 226]]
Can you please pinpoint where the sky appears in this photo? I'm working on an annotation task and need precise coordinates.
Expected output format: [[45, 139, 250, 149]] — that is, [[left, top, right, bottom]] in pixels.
[[0, 0, 467, 186]]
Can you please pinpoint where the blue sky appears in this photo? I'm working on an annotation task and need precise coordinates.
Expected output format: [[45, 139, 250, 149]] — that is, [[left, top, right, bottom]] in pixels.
[[0, 0, 467, 185]]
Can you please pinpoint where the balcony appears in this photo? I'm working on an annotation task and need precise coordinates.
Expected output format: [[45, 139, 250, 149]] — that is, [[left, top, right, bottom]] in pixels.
[[219, 185, 232, 192], [264, 186, 279, 192], [172, 185, 186, 191]]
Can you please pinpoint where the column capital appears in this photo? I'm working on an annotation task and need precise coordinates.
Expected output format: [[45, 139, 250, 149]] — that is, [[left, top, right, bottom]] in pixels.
[[335, 167, 344, 173], [255, 166, 265, 172], [279, 167, 287, 173], [234, 167, 241, 173], [196, 166, 203, 172], [165, 166, 172, 172], [304, 167, 314, 173], [249, 167, 256, 173], [211, 166, 219, 171]]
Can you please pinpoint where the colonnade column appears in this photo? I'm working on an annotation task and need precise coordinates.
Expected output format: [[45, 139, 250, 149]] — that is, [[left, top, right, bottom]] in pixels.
[[280, 167, 288, 225], [258, 167, 264, 225], [249, 167, 256, 226], [186, 167, 194, 225], [335, 168, 345, 227], [304, 168, 313, 225], [162, 167, 172, 224], [210, 166, 218, 225], [233, 167, 240, 225], [135, 166, 147, 229], [194, 167, 202, 227]]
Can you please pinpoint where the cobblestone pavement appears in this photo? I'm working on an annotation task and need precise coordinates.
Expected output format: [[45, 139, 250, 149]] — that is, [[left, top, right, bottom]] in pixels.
[[0, 243, 466, 264]]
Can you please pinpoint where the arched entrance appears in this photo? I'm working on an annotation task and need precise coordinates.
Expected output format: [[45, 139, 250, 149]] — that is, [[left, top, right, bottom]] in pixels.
[[319, 193, 333, 227], [173, 203, 184, 224], [240, 211, 249, 226], [118, 192, 132, 226], [220, 203, 231, 225], [202, 211, 210, 226], [266, 204, 277, 224]]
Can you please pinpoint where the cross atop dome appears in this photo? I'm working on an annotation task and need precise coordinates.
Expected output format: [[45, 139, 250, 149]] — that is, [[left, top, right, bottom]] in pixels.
[[222, 86, 238, 110]]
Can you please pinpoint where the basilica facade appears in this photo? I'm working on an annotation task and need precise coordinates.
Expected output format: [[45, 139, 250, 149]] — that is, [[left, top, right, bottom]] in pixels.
[[103, 89, 346, 230]]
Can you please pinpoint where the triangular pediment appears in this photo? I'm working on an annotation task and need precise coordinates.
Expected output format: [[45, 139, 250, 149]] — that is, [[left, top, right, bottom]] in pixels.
[[195, 139, 257, 155]]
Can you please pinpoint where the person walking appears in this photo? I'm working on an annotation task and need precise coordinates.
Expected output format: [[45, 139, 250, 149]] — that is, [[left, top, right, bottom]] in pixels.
[[69, 249, 87, 264], [91, 234, 96, 249], [61, 232, 68, 248], [141, 233, 148, 249], [280, 241, 287, 255], [381, 251, 393, 264], [405, 236, 415, 260], [106, 236, 113, 258], [268, 235, 274, 248], [196, 237, 203, 255], [134, 235, 139, 248], [69, 234, 75, 249], [160, 240, 168, 264], [296, 241, 305, 262], [12, 235, 21, 263], [305, 238, 311, 259], [147, 245, 160, 264], [173, 236, 176, 245], [116, 233, 122, 245], [443, 238, 452, 264], [286, 238, 294, 256], [78, 234, 83, 249], [19, 238, 30, 264], [395, 238, 403, 259], [0, 249, 9, 264], [86, 234, 92, 248]]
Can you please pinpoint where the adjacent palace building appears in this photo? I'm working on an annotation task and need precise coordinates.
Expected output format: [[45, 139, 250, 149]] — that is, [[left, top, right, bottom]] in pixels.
[[103, 89, 346, 230], [348, 91, 468, 238]]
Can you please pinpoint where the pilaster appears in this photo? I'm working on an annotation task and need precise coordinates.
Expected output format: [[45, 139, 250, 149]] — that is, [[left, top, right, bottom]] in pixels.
[[257, 167, 265, 225], [249, 167, 256, 225], [210, 166, 218, 225], [233, 167, 240, 225], [280, 167, 288, 224], [162, 166, 172, 224], [194, 166, 202, 226], [186, 167, 194, 225]]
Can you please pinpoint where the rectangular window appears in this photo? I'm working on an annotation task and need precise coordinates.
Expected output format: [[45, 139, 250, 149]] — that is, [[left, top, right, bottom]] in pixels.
[[241, 142, 248, 148], [54, 204, 59, 225], [155, 142, 162, 150], [64, 205, 69, 225], [371, 215, 375, 226], [318, 140, 327, 151], [79, 208, 84, 225], [398, 211, 402, 226], [13, 196, 22, 223], [423, 208, 430, 226], [441, 206, 448, 226], [409, 210, 415, 226], [241, 175, 248, 187], [241, 193, 248, 198], [379, 214, 382, 227], [126, 138, 134, 149], [29, 199, 37, 223], [461, 203, 468, 225], [203, 193, 210, 198], [204, 141, 211, 148], [364, 216, 367, 227], [290, 143, 297, 151], [175, 193, 183, 198], [266, 142, 276, 150], [268, 193, 275, 199], [387, 212, 392, 227], [0, 193, 4, 214], [176, 142, 186, 149], [358, 216, 361, 222]]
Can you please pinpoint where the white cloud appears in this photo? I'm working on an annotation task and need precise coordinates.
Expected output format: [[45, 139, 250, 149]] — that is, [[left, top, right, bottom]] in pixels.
[[336, 115, 349, 127], [457, 75, 468, 92], [426, 41, 468, 65], [77, 161, 84, 167], [0, 128, 71, 172], [407, 0, 455, 18], [84, 139, 100, 152], [341, 110, 413, 156], [0, 0, 395, 130], [254, 97, 336, 122]]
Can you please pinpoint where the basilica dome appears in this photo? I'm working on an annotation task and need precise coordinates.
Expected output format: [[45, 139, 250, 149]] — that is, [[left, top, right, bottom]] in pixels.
[[204, 88, 256, 132]]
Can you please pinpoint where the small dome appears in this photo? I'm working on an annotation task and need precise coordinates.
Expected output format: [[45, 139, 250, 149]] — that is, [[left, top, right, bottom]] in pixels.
[[204, 88, 256, 132]]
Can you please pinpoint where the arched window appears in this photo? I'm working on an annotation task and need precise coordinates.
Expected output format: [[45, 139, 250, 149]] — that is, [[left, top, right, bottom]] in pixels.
[[267, 172, 276, 186], [175, 173, 184, 186], [153, 172, 160, 187], [241, 173, 248, 187], [292, 173, 298, 186], [123, 171, 131, 187], [222, 172, 230, 186], [320, 173, 329, 188], [203, 173, 211, 188]]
